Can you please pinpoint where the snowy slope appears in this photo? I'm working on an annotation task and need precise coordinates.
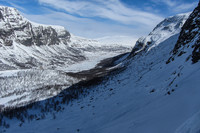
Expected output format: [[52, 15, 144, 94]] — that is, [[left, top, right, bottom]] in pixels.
[[1, 3, 200, 133]]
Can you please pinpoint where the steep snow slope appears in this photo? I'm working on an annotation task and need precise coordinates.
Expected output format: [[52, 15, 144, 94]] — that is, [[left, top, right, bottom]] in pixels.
[[1, 6, 200, 133]]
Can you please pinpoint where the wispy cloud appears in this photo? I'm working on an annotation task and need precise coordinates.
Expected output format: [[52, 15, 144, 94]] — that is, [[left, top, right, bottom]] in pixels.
[[151, 0, 198, 13], [22, 10, 148, 40], [38, 0, 163, 27], [174, 2, 198, 12], [154, 0, 177, 7], [6, 1, 27, 12]]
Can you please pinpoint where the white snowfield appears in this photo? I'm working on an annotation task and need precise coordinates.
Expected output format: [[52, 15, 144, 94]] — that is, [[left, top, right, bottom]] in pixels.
[[2, 11, 200, 133]]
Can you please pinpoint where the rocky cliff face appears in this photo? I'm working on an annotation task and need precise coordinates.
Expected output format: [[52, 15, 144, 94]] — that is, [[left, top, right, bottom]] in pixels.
[[167, 2, 200, 63], [0, 6, 70, 47]]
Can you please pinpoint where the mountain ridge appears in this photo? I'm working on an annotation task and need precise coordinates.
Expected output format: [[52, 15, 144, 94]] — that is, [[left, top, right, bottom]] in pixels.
[[0, 6, 70, 47], [130, 12, 190, 56]]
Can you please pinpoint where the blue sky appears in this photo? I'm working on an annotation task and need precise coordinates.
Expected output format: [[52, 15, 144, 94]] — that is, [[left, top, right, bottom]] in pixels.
[[0, 0, 198, 41]]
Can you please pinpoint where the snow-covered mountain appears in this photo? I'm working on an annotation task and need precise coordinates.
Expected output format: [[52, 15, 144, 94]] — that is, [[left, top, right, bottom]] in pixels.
[[0, 6, 131, 109], [1, 2, 200, 133], [0, 6, 130, 70], [130, 12, 190, 56]]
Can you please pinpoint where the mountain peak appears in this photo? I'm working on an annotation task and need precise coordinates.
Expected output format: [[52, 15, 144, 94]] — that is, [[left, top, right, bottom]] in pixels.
[[0, 6, 70, 46], [130, 12, 190, 56]]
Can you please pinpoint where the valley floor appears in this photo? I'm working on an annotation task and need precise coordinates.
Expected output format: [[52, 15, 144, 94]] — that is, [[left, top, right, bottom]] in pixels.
[[0, 50, 128, 109]]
